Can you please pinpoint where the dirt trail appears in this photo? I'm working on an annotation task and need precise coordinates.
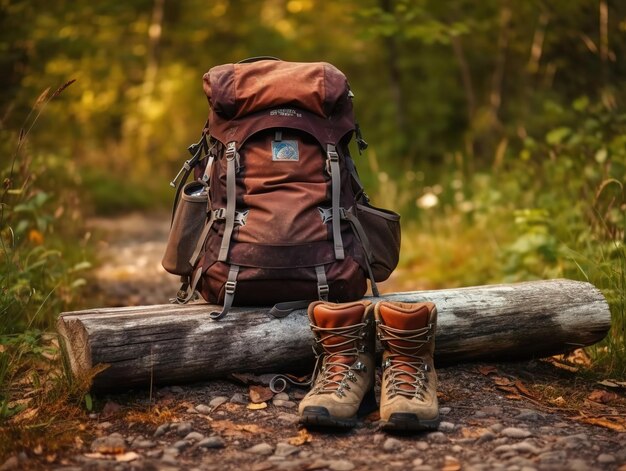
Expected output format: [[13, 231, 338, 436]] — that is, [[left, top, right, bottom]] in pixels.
[[43, 213, 626, 470]]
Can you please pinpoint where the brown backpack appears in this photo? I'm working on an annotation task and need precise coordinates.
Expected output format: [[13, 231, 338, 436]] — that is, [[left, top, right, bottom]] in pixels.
[[162, 58, 400, 319]]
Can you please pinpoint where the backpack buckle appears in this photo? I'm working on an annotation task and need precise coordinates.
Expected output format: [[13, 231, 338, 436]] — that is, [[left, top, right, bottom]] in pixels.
[[213, 208, 226, 220], [318, 283, 329, 301], [225, 280, 237, 295], [225, 142, 237, 160]]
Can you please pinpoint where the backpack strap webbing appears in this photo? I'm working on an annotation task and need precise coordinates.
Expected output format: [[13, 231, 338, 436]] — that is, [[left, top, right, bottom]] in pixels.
[[209, 264, 240, 320], [326, 144, 344, 260], [218, 141, 238, 262], [342, 209, 380, 297]]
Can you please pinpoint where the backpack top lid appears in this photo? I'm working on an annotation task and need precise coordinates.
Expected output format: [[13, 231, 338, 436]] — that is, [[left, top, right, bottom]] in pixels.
[[203, 60, 350, 120]]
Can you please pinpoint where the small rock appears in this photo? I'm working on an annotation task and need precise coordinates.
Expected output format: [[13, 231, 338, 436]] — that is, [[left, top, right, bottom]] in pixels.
[[274, 442, 299, 457], [170, 386, 184, 394], [501, 427, 532, 439], [273, 399, 297, 408], [490, 423, 504, 433], [172, 440, 191, 450], [186, 406, 197, 414], [274, 392, 290, 401], [597, 454, 615, 464], [415, 441, 429, 450], [198, 436, 225, 449], [383, 437, 403, 452], [161, 452, 179, 464], [185, 431, 205, 441], [539, 450, 568, 463], [515, 409, 543, 421], [426, 431, 449, 444], [230, 393, 248, 404], [209, 396, 229, 409], [133, 440, 156, 449], [473, 411, 487, 418], [146, 449, 163, 459], [439, 407, 451, 415], [438, 421, 455, 432], [372, 433, 385, 444], [292, 390, 306, 400], [557, 433, 590, 449], [511, 440, 543, 455], [481, 405, 503, 416], [0, 456, 18, 471], [154, 423, 170, 437], [246, 443, 274, 455], [327, 460, 355, 471], [451, 445, 463, 453], [195, 404, 212, 415], [97, 421, 113, 430], [476, 431, 496, 444], [90, 436, 127, 454], [494, 444, 514, 454], [89, 413, 98, 419], [276, 413, 299, 424], [568, 459, 593, 471], [176, 422, 193, 436], [413, 466, 435, 471], [412, 458, 424, 467]]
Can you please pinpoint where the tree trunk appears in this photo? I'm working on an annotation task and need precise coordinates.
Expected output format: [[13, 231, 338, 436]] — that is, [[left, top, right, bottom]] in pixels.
[[57, 279, 610, 392]]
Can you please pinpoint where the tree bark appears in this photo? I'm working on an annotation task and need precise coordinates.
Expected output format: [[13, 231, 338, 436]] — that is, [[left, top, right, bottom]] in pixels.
[[57, 279, 611, 392]]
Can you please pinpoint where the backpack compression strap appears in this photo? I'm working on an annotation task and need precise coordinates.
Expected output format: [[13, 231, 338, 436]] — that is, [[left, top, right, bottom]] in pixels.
[[209, 264, 240, 320], [218, 141, 238, 261], [326, 144, 345, 260]]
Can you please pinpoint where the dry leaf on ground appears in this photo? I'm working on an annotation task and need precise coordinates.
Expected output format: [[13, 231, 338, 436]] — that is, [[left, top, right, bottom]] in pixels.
[[574, 415, 626, 432], [249, 385, 274, 403], [477, 366, 498, 376], [587, 389, 620, 405], [247, 402, 268, 410], [287, 429, 313, 446], [115, 452, 140, 462]]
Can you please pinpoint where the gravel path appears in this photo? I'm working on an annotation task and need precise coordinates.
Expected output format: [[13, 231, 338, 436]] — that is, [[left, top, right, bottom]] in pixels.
[[6, 212, 622, 471]]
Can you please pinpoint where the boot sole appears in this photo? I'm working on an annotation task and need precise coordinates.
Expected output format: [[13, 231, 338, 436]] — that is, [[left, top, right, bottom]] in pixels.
[[381, 413, 440, 432], [300, 388, 378, 429]]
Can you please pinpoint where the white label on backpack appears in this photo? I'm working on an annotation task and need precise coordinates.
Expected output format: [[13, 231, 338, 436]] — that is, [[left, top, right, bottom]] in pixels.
[[272, 140, 299, 161]]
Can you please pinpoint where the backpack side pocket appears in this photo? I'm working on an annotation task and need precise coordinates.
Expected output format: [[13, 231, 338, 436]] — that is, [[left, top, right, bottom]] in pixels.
[[162, 181, 209, 276]]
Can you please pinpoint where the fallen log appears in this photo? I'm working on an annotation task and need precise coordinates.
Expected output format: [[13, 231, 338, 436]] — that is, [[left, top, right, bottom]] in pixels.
[[57, 279, 611, 392]]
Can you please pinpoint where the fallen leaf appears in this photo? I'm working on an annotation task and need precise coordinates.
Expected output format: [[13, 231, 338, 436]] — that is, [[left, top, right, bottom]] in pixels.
[[514, 380, 536, 398], [598, 379, 626, 389], [460, 427, 489, 439], [478, 366, 498, 376], [84, 453, 108, 460], [45, 454, 57, 463], [115, 452, 140, 462], [575, 416, 626, 432], [247, 402, 268, 410], [364, 410, 380, 422], [588, 389, 620, 404], [33, 444, 43, 455], [287, 429, 313, 446], [494, 376, 514, 386], [551, 396, 566, 407], [504, 394, 522, 401], [442, 456, 461, 471], [249, 385, 274, 403]]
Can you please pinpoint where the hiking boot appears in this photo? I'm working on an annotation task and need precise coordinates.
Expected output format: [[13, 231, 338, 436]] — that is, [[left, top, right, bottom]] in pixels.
[[298, 300, 377, 428], [374, 301, 439, 431]]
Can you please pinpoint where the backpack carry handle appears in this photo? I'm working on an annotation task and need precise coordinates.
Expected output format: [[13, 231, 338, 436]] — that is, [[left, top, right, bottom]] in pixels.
[[237, 56, 281, 64]]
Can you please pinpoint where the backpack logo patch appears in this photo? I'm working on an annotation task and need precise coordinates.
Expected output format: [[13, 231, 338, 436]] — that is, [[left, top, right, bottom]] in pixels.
[[272, 140, 299, 161]]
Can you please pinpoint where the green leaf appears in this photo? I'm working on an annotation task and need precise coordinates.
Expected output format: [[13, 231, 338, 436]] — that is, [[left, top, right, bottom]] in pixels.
[[546, 127, 571, 146], [85, 393, 93, 411]]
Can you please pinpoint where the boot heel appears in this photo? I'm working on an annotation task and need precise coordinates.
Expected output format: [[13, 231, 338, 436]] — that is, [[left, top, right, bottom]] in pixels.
[[357, 387, 378, 417]]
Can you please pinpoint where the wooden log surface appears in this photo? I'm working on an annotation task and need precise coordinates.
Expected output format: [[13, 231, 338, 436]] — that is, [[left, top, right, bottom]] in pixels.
[[57, 279, 611, 391]]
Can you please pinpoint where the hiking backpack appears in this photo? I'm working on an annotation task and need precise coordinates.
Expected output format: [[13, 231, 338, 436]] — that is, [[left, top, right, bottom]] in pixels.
[[162, 58, 400, 319]]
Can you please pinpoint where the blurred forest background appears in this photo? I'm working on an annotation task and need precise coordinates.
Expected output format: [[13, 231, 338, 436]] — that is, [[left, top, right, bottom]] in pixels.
[[1, 0, 625, 416]]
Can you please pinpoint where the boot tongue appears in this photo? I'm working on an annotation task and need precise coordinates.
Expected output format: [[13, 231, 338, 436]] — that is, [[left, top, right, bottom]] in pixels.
[[312, 303, 367, 385], [312, 303, 366, 355], [379, 303, 430, 391]]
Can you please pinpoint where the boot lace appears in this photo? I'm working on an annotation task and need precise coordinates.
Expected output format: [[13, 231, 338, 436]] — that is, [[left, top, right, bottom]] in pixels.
[[309, 321, 369, 398], [377, 322, 433, 399]]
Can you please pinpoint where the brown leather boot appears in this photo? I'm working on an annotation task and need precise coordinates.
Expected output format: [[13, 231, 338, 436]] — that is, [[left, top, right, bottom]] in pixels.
[[374, 301, 440, 431], [298, 300, 377, 428]]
